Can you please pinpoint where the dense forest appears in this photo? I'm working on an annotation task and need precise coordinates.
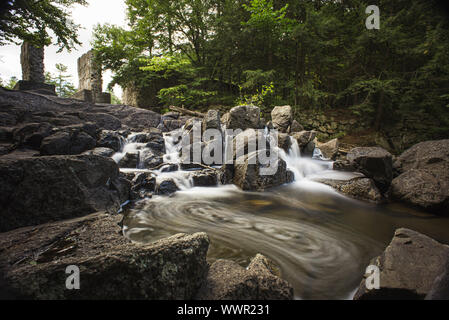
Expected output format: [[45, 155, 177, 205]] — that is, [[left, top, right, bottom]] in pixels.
[[92, 0, 449, 136]]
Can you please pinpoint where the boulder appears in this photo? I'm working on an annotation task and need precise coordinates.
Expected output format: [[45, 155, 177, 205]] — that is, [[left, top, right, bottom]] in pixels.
[[196, 254, 293, 300], [277, 133, 292, 153], [97, 130, 124, 152], [191, 169, 219, 187], [271, 105, 292, 133], [0, 213, 209, 299], [13, 122, 53, 149], [390, 140, 449, 213], [390, 169, 449, 213], [347, 147, 393, 192], [232, 128, 268, 160], [118, 152, 139, 168], [317, 138, 339, 160], [354, 228, 449, 300], [130, 172, 156, 199], [225, 105, 261, 130], [40, 124, 97, 156], [80, 112, 121, 131], [289, 120, 303, 133], [426, 257, 449, 300], [0, 155, 127, 232], [121, 109, 162, 131], [156, 178, 179, 195], [203, 109, 221, 132], [291, 131, 316, 156], [316, 177, 383, 203], [233, 150, 293, 191]]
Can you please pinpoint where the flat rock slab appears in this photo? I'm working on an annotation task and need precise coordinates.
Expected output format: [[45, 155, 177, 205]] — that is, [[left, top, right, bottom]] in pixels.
[[354, 228, 449, 300], [0, 213, 209, 299]]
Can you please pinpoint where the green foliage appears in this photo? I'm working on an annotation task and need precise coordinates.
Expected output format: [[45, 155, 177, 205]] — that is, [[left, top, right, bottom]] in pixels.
[[1, 76, 18, 90], [45, 64, 76, 98], [0, 0, 87, 50]]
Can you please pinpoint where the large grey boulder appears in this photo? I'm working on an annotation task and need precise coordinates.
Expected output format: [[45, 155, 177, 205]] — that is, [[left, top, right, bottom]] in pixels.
[[271, 105, 292, 133], [0, 155, 127, 232], [317, 138, 339, 160], [354, 228, 449, 300], [203, 109, 221, 132], [347, 147, 393, 192], [390, 140, 449, 213], [225, 105, 261, 130], [426, 257, 449, 300], [233, 150, 294, 191], [196, 254, 293, 300], [0, 213, 210, 299], [291, 130, 316, 157]]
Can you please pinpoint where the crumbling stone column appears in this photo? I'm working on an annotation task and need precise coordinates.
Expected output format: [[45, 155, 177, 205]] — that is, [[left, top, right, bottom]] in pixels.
[[13, 42, 55, 94], [72, 50, 110, 104], [21, 42, 45, 83]]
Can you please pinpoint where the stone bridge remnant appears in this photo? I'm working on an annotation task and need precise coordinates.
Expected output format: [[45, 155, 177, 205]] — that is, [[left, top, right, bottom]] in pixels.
[[72, 50, 111, 104], [13, 42, 56, 95]]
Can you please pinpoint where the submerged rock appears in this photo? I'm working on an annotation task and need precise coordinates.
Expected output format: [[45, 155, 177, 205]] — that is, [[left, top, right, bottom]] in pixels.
[[0, 213, 210, 299], [0, 155, 127, 232], [354, 228, 449, 300], [347, 147, 393, 192], [196, 254, 293, 300]]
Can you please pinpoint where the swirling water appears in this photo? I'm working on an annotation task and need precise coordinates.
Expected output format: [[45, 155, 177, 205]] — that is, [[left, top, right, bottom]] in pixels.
[[122, 129, 449, 300]]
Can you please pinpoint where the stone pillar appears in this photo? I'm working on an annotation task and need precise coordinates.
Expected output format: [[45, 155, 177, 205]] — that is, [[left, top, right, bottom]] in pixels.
[[13, 42, 55, 94], [72, 50, 110, 104], [21, 42, 45, 82]]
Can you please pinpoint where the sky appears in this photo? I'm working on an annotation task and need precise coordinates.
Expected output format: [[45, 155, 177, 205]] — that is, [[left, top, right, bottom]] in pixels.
[[0, 0, 127, 98]]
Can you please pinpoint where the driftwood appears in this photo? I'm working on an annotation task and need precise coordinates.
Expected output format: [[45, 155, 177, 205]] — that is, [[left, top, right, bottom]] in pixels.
[[169, 105, 205, 118]]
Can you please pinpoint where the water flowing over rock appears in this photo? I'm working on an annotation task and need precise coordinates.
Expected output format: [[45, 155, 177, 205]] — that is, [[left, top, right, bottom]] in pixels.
[[291, 130, 316, 156], [271, 105, 293, 133], [0, 213, 209, 299], [316, 177, 383, 203], [346, 147, 393, 192], [354, 228, 449, 300], [225, 105, 262, 130], [390, 139, 449, 213], [196, 254, 293, 300]]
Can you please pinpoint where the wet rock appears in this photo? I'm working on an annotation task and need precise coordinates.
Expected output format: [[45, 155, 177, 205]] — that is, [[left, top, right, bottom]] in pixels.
[[317, 138, 339, 160], [97, 130, 124, 152], [225, 105, 261, 130], [316, 177, 383, 203], [347, 147, 393, 192], [156, 178, 179, 195], [291, 131, 316, 156], [196, 254, 293, 300], [163, 119, 185, 131], [333, 159, 356, 172], [233, 150, 293, 191], [118, 152, 139, 168], [191, 169, 219, 187], [271, 105, 292, 133], [130, 172, 156, 199], [354, 228, 449, 300], [83, 147, 115, 158], [277, 133, 292, 153], [0, 213, 210, 299], [0, 155, 124, 232], [390, 140, 449, 213]]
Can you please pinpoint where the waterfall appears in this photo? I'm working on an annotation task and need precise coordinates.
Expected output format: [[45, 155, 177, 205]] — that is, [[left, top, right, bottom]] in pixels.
[[112, 133, 148, 168], [280, 136, 332, 181]]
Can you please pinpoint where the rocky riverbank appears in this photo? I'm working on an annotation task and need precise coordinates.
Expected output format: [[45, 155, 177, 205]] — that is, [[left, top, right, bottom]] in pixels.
[[0, 87, 448, 300]]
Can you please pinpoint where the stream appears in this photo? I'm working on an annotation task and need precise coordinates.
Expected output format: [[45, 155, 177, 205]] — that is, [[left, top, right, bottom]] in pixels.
[[117, 127, 449, 300]]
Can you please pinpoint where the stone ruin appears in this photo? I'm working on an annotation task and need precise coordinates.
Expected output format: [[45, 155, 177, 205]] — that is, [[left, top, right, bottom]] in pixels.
[[71, 50, 111, 104], [13, 42, 56, 94]]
